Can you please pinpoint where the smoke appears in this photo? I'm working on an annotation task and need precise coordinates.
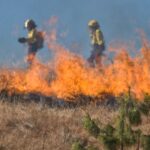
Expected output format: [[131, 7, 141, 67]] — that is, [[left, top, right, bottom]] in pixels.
[[107, 3, 136, 37]]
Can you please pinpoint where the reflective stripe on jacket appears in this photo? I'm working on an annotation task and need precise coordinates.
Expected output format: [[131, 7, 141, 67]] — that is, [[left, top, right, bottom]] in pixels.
[[27, 29, 37, 44], [90, 29, 104, 46]]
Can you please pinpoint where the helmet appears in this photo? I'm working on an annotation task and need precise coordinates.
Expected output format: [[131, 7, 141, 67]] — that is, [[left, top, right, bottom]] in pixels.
[[24, 19, 37, 29], [88, 20, 99, 28]]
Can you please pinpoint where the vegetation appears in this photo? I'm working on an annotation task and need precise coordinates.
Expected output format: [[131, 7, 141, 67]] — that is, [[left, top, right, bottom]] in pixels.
[[71, 141, 86, 150], [72, 93, 150, 150], [0, 92, 149, 149], [83, 114, 100, 138]]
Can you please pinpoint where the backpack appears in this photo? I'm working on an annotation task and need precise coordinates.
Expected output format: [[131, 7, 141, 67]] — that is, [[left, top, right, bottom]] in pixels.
[[36, 31, 44, 49]]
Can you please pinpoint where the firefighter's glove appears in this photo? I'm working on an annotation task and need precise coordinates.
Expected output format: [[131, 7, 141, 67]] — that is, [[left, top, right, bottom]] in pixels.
[[18, 37, 27, 43]]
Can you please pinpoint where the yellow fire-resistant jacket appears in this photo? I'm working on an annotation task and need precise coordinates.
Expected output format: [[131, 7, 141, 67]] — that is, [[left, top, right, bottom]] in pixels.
[[90, 29, 104, 46], [27, 29, 37, 44]]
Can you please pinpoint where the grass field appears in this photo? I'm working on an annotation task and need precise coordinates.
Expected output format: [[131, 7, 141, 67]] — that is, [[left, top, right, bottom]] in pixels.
[[0, 99, 149, 150]]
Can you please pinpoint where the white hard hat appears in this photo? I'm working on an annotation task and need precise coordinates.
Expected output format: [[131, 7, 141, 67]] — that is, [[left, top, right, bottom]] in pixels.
[[24, 19, 36, 28], [24, 19, 30, 28]]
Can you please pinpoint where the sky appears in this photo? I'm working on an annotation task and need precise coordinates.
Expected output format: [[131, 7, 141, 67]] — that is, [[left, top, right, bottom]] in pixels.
[[0, 0, 150, 66]]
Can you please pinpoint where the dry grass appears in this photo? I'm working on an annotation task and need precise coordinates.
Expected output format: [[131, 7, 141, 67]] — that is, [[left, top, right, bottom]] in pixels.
[[0, 100, 149, 150]]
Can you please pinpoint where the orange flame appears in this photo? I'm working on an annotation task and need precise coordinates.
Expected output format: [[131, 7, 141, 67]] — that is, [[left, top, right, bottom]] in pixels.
[[0, 28, 150, 101]]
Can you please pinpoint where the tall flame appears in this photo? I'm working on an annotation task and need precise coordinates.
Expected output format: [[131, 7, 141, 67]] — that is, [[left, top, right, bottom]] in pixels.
[[0, 27, 150, 101]]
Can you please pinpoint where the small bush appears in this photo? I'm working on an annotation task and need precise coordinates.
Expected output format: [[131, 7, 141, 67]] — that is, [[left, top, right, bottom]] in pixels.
[[123, 125, 136, 146], [139, 103, 149, 116], [128, 108, 141, 125], [100, 135, 118, 150], [71, 141, 85, 150], [104, 124, 115, 136], [79, 95, 150, 150], [142, 135, 150, 150], [83, 114, 100, 138]]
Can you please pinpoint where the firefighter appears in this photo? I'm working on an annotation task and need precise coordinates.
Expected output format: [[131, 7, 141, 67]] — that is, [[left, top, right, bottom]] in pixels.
[[18, 19, 44, 66], [88, 19, 105, 67]]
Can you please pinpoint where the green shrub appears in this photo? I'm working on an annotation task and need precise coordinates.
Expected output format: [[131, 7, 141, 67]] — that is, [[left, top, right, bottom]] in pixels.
[[71, 141, 85, 150], [123, 125, 136, 146], [100, 135, 119, 150], [83, 114, 100, 138], [104, 124, 115, 136], [141, 135, 150, 150], [139, 103, 149, 116], [128, 108, 141, 125], [139, 94, 150, 116], [79, 95, 150, 150]]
